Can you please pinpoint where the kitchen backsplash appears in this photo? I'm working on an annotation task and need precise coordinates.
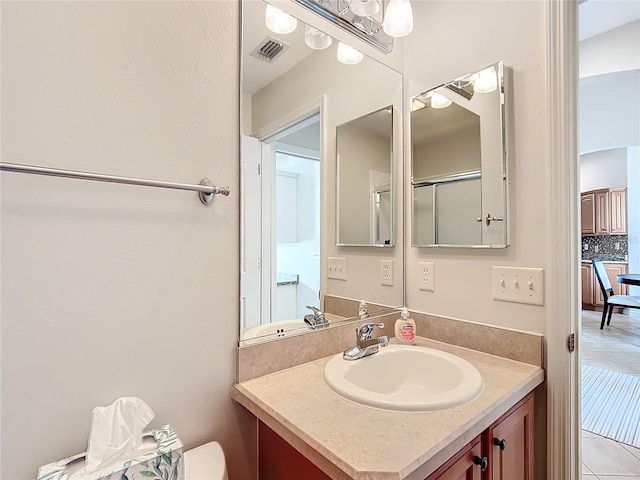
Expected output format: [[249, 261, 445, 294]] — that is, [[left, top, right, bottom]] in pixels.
[[582, 235, 628, 261]]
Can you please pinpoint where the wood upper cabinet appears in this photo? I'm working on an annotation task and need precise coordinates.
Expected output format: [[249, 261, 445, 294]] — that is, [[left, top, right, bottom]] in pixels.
[[581, 188, 627, 235], [484, 395, 534, 480], [609, 188, 627, 234], [581, 193, 596, 234], [594, 190, 609, 234]]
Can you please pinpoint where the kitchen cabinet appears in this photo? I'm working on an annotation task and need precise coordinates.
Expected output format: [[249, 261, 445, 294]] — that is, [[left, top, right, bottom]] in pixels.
[[581, 262, 628, 310], [580, 188, 627, 235], [428, 394, 534, 480]]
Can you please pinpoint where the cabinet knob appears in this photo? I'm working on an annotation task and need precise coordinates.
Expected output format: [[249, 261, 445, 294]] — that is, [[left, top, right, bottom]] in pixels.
[[473, 455, 488, 471], [494, 438, 507, 450]]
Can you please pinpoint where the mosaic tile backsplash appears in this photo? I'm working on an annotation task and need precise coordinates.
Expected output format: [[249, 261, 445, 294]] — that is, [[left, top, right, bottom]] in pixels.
[[582, 235, 628, 261]]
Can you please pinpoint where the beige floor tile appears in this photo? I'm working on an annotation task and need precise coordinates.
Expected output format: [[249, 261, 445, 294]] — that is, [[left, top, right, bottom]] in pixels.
[[582, 462, 594, 474], [583, 429, 600, 438], [582, 476, 597, 480], [582, 437, 640, 476]]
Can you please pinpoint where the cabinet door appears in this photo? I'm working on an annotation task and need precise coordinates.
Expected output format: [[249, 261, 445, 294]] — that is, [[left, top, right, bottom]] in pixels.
[[485, 394, 534, 480], [258, 422, 331, 480], [609, 189, 627, 234], [581, 193, 595, 234], [581, 264, 594, 305], [595, 190, 609, 234], [426, 436, 483, 480], [594, 263, 628, 305]]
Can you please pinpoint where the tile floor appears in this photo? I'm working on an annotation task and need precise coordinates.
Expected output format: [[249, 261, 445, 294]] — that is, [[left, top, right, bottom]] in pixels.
[[581, 310, 640, 479]]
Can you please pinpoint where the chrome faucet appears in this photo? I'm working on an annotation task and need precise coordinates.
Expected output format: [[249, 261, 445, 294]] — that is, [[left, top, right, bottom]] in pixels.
[[304, 306, 329, 330], [343, 322, 389, 361]]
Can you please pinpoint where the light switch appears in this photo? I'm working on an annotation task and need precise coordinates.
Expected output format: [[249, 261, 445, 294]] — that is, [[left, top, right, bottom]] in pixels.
[[327, 257, 347, 281], [492, 266, 544, 305]]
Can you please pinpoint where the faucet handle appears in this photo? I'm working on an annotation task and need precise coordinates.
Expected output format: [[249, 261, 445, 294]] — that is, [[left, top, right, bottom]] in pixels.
[[306, 305, 321, 314], [356, 322, 385, 341]]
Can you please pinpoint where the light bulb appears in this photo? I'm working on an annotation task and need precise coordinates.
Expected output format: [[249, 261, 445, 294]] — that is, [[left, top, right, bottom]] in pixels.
[[383, 0, 413, 37], [337, 42, 363, 65], [430, 92, 452, 109], [265, 4, 297, 34], [349, 0, 381, 17], [304, 25, 333, 50], [474, 67, 498, 93]]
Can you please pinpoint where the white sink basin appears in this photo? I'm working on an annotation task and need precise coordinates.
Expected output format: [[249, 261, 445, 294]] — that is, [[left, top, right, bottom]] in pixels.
[[323, 345, 484, 411]]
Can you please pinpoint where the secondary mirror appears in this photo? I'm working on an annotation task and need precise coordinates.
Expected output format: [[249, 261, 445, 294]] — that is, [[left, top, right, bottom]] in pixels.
[[410, 61, 508, 248], [336, 106, 393, 246]]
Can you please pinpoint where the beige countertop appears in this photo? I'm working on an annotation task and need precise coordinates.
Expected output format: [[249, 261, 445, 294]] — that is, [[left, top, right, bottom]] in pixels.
[[232, 336, 544, 480]]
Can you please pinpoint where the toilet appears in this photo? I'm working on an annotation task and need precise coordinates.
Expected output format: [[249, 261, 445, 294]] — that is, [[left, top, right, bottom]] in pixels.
[[184, 442, 228, 480]]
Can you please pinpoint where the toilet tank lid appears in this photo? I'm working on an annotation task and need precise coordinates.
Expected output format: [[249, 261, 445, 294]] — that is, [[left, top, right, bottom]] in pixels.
[[184, 442, 227, 479]]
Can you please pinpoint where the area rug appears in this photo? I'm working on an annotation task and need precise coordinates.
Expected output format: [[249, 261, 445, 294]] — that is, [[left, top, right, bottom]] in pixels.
[[582, 364, 640, 448]]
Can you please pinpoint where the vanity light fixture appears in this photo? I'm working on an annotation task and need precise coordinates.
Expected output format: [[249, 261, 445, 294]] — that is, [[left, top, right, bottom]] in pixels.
[[265, 4, 298, 34], [337, 41, 364, 64], [383, 0, 413, 37], [430, 92, 452, 109], [349, 0, 381, 17], [473, 66, 498, 93], [304, 25, 333, 49], [293, 0, 414, 54]]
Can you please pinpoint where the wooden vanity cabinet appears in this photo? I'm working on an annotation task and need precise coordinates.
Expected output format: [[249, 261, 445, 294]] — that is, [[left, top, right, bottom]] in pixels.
[[428, 394, 534, 480], [425, 436, 483, 480], [257, 393, 534, 480]]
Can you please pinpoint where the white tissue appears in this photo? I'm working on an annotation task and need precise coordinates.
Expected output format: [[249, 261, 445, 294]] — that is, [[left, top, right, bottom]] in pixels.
[[71, 397, 155, 478]]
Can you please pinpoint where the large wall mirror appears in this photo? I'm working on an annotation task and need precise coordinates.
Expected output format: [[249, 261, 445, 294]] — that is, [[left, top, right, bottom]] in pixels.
[[240, 0, 403, 345], [410, 61, 509, 248]]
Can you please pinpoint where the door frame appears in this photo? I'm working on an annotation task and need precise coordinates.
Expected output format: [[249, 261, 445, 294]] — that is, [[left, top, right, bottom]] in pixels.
[[546, 2, 580, 479]]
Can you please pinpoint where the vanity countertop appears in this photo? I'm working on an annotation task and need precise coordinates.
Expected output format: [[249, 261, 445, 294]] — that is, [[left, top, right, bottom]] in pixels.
[[232, 336, 544, 480]]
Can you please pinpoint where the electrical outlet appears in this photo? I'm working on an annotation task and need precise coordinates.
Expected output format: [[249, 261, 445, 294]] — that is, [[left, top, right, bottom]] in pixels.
[[419, 261, 435, 292], [583, 243, 588, 251], [594, 245, 599, 253], [327, 257, 347, 281], [615, 242, 620, 250], [492, 266, 544, 305], [380, 259, 393, 286]]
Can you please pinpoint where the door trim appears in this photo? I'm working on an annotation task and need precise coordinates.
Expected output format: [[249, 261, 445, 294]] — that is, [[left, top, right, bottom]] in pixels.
[[546, 2, 580, 479]]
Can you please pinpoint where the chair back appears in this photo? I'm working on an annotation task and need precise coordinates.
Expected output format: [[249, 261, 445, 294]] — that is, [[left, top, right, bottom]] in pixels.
[[592, 260, 613, 298]]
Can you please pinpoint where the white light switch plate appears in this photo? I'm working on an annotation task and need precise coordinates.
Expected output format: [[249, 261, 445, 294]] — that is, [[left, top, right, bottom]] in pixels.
[[327, 257, 347, 281], [492, 266, 544, 305]]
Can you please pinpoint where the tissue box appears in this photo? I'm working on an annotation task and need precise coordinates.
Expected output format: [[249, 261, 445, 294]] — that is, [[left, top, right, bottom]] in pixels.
[[37, 425, 184, 480]]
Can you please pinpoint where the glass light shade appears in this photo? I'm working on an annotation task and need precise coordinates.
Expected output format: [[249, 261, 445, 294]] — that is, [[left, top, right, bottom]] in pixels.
[[265, 5, 297, 34], [430, 92, 452, 109], [337, 42, 363, 65], [349, 0, 381, 17], [474, 67, 498, 93], [383, 0, 413, 37], [304, 25, 333, 50]]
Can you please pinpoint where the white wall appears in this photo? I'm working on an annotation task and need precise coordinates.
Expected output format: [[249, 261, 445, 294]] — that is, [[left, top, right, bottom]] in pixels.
[[580, 148, 628, 192], [579, 70, 640, 154], [404, 0, 548, 333], [1, 3, 255, 479], [580, 20, 640, 78]]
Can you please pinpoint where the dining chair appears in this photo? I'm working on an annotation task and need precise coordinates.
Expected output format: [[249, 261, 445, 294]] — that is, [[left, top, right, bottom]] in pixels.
[[592, 259, 640, 329]]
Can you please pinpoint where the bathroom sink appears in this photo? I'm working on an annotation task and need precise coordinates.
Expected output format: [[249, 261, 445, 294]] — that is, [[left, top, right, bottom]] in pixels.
[[323, 345, 484, 411], [242, 319, 307, 341]]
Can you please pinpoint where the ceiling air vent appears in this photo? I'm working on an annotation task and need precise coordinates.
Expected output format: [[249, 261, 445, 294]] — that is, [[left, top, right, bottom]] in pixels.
[[250, 37, 289, 63]]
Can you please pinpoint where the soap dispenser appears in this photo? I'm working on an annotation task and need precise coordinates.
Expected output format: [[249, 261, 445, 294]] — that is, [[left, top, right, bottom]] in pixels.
[[358, 300, 369, 319], [395, 308, 416, 344]]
